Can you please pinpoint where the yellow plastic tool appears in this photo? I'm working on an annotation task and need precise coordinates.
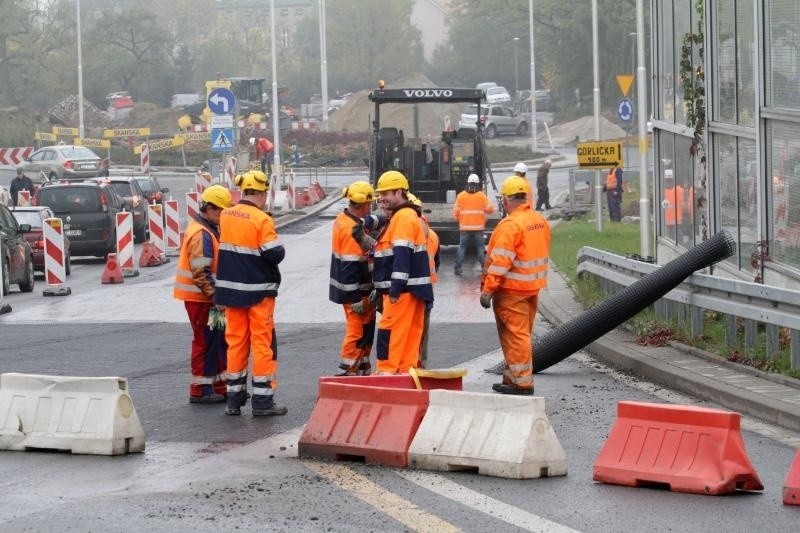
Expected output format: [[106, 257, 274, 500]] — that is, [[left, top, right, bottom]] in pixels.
[[408, 367, 468, 390]]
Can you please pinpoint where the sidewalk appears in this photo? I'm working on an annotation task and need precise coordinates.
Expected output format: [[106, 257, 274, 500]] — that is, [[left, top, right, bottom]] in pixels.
[[538, 267, 800, 431]]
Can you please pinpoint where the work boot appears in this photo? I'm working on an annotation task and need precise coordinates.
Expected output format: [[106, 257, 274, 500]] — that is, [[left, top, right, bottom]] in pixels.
[[492, 383, 534, 396], [454, 269, 462, 275], [189, 393, 226, 404], [252, 398, 288, 417], [224, 390, 249, 416]]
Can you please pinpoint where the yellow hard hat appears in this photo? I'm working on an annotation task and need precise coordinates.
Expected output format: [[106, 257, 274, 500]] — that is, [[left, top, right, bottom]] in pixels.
[[343, 180, 375, 204], [375, 170, 409, 192], [407, 192, 423, 209], [235, 170, 268, 192], [201, 184, 232, 209], [501, 175, 528, 197]]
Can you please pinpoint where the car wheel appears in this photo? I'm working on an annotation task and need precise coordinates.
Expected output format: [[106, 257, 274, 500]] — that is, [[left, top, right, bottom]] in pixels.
[[48, 172, 59, 182], [516, 122, 529, 136], [65, 254, 71, 276], [2, 258, 9, 296], [485, 125, 497, 139], [19, 256, 34, 293]]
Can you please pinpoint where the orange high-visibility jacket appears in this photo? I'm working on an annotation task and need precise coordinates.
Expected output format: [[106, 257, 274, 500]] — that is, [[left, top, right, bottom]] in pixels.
[[173, 216, 219, 302], [420, 215, 440, 284], [664, 186, 684, 225], [606, 167, 622, 191], [483, 203, 550, 294], [373, 205, 433, 302], [453, 190, 494, 231], [329, 209, 373, 304]]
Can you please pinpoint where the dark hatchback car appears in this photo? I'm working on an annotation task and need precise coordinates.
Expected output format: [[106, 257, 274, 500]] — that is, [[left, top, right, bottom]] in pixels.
[[133, 175, 169, 206], [33, 181, 122, 258], [0, 202, 35, 294], [92, 177, 148, 242], [11, 206, 71, 276]]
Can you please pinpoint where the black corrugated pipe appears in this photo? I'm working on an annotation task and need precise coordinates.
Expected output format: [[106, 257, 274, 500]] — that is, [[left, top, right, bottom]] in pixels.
[[485, 230, 736, 375]]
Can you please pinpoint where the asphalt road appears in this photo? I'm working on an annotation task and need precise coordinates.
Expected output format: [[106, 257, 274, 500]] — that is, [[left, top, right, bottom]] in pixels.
[[1, 170, 799, 532]]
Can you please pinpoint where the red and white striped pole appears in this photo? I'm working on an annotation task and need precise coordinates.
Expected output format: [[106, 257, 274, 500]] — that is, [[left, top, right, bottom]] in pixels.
[[186, 191, 199, 221], [286, 170, 296, 211], [147, 203, 165, 257], [195, 171, 212, 194], [140, 143, 150, 176], [225, 156, 237, 189], [17, 190, 31, 207], [42, 217, 71, 296], [115, 211, 139, 277], [164, 199, 180, 257]]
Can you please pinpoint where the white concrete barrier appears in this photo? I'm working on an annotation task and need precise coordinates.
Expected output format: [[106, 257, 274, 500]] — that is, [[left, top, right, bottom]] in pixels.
[[408, 390, 567, 479], [0, 373, 145, 455]]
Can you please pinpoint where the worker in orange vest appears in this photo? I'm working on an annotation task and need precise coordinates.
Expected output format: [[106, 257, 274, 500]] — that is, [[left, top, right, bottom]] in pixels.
[[408, 193, 440, 368], [480, 175, 551, 395], [250, 136, 274, 173], [453, 173, 494, 275], [215, 170, 287, 417], [329, 180, 377, 376], [603, 162, 624, 222], [173, 184, 232, 404], [662, 175, 684, 234], [372, 171, 433, 374]]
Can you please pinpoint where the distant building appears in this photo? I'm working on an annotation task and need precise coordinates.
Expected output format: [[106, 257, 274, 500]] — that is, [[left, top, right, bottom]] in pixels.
[[650, 0, 800, 289], [412, 0, 452, 61]]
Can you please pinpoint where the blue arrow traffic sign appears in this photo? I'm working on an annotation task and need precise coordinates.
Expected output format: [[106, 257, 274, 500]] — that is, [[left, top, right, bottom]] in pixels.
[[617, 98, 634, 124], [208, 88, 236, 115]]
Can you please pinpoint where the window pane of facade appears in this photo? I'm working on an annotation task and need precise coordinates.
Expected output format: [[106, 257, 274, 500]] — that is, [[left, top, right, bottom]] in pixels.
[[737, 137, 757, 268], [659, 1, 675, 122], [712, 0, 736, 123], [675, 135, 696, 247], [768, 121, 800, 269], [673, 2, 691, 125], [736, 0, 756, 126], [716, 133, 739, 267], [766, 1, 800, 108], [659, 134, 677, 241]]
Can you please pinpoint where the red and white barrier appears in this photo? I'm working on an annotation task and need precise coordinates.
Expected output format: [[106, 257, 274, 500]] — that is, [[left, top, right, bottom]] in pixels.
[[42, 218, 71, 296], [224, 157, 237, 189], [195, 171, 212, 194], [285, 171, 296, 211], [186, 191, 199, 220], [0, 147, 34, 166], [16, 190, 31, 207], [115, 212, 139, 277], [164, 199, 180, 257], [140, 143, 150, 175], [147, 203, 165, 255]]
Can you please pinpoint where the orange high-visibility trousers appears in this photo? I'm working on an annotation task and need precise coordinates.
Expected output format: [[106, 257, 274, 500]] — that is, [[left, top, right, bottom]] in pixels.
[[492, 291, 538, 390], [338, 298, 375, 374], [376, 292, 425, 374], [225, 297, 278, 389]]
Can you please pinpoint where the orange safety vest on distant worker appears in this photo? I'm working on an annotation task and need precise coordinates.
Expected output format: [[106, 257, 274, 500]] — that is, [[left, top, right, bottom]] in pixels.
[[664, 186, 684, 225], [606, 167, 622, 191], [483, 203, 550, 295], [453, 190, 494, 231], [173, 218, 219, 302]]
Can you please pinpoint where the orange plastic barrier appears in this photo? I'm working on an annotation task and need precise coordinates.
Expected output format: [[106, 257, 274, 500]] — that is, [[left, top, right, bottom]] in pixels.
[[783, 448, 800, 505], [138, 242, 164, 267], [101, 253, 124, 284], [299, 374, 462, 467], [593, 401, 763, 495]]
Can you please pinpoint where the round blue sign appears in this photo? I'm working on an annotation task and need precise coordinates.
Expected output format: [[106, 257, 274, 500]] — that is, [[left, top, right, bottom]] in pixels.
[[617, 98, 634, 124], [208, 88, 236, 115]]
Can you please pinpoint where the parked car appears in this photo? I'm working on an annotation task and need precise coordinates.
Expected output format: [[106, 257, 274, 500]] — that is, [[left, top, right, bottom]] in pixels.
[[476, 82, 498, 93], [458, 104, 529, 139], [132, 175, 169, 206], [11, 206, 71, 276], [92, 177, 148, 242], [485, 86, 511, 104], [33, 180, 123, 257], [22, 145, 102, 181], [0, 202, 35, 294]]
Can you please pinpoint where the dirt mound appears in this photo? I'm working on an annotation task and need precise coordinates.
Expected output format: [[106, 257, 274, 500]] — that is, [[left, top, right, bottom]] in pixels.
[[542, 115, 627, 144], [330, 74, 467, 139]]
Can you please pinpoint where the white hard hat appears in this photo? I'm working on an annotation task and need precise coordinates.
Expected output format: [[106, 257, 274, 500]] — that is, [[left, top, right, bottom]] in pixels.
[[514, 162, 527, 174], [249, 137, 255, 146], [467, 173, 480, 184]]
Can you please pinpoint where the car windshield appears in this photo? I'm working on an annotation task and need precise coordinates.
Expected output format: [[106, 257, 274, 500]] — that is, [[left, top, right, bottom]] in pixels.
[[37, 187, 101, 214], [487, 88, 505, 95], [135, 179, 155, 193], [12, 211, 43, 228], [57, 146, 98, 159], [108, 182, 134, 199]]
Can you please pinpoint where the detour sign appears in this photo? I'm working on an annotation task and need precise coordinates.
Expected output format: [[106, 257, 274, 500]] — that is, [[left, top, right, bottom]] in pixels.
[[576, 141, 622, 168]]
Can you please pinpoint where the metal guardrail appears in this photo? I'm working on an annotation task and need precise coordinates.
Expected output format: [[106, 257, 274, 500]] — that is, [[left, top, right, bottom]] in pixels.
[[576, 246, 800, 369]]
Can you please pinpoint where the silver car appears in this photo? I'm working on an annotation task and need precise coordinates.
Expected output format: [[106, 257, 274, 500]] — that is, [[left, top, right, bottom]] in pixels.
[[22, 145, 102, 181]]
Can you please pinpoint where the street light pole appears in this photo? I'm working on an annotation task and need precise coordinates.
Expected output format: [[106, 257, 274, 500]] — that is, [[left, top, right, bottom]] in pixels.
[[529, 0, 537, 152], [513, 37, 520, 98], [76, 0, 85, 138], [629, 31, 637, 136], [269, 0, 282, 209], [319, 0, 329, 130]]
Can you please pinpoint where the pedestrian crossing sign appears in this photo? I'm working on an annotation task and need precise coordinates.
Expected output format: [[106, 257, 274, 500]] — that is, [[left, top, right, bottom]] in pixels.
[[211, 128, 234, 152]]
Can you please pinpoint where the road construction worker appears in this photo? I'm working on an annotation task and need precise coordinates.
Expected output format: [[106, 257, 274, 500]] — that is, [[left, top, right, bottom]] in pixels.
[[214, 170, 287, 416], [372, 171, 433, 374], [480, 175, 550, 395], [329, 181, 377, 376], [408, 193, 440, 368], [250, 136, 274, 173], [10, 168, 34, 207], [513, 161, 534, 199], [173, 185, 232, 404], [603, 162, 624, 222], [453, 173, 493, 275], [535, 159, 553, 211]]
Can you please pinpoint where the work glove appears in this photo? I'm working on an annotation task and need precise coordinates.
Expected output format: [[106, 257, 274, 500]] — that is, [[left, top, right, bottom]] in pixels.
[[351, 220, 376, 252], [351, 300, 366, 314], [479, 292, 492, 309]]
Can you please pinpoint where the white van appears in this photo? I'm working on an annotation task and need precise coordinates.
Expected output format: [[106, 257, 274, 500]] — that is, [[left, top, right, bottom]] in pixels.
[[170, 93, 202, 108]]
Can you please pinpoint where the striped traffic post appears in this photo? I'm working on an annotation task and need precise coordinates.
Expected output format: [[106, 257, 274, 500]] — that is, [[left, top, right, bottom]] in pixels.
[[164, 199, 180, 257], [195, 171, 212, 194], [147, 203, 165, 257], [286, 170, 296, 211], [186, 191, 199, 221], [140, 143, 150, 176], [225, 156, 237, 189], [115, 212, 139, 277], [42, 217, 71, 296], [16, 190, 31, 207]]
